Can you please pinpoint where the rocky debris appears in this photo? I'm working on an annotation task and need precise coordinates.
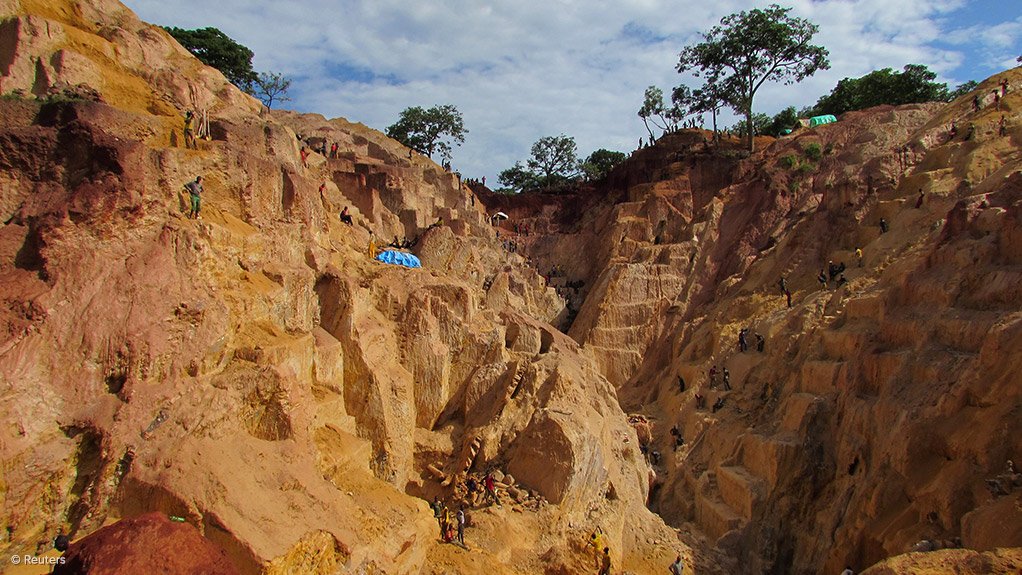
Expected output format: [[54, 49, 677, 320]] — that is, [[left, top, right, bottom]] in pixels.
[[984, 460, 1022, 498], [52, 512, 239, 575]]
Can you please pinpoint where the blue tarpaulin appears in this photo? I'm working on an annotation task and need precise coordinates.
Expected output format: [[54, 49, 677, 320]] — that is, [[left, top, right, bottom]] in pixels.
[[376, 250, 422, 268]]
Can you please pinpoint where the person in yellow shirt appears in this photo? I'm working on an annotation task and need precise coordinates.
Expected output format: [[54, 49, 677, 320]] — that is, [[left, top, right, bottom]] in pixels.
[[368, 232, 378, 259]]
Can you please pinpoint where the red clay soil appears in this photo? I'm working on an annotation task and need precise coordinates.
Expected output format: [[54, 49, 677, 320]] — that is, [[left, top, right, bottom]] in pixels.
[[52, 513, 239, 575]]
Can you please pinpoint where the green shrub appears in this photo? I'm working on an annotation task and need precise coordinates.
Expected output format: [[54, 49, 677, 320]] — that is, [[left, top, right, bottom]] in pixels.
[[803, 142, 822, 161], [1, 89, 27, 101], [796, 162, 815, 175], [780, 155, 797, 169]]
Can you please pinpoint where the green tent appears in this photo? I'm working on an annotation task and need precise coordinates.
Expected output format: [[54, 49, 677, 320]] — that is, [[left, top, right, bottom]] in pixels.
[[809, 115, 837, 127]]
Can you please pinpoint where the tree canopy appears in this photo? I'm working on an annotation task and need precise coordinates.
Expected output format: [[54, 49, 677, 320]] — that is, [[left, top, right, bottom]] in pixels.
[[678, 4, 829, 152], [688, 82, 732, 136], [764, 106, 799, 137], [385, 105, 467, 162], [497, 162, 540, 193], [947, 80, 979, 101], [165, 27, 258, 89], [812, 64, 956, 115], [638, 86, 682, 139], [498, 135, 584, 192], [581, 149, 626, 181], [527, 135, 580, 187], [731, 113, 772, 139]]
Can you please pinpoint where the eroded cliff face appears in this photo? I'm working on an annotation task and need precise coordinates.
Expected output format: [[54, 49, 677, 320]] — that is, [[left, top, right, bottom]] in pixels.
[[1, 1, 1020, 574], [498, 75, 1022, 573], [0, 1, 695, 574]]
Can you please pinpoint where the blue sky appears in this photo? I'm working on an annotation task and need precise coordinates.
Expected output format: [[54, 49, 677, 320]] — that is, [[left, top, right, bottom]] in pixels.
[[123, 0, 1021, 183]]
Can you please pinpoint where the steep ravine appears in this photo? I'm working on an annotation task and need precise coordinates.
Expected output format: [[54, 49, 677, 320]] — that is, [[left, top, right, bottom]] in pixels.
[[498, 79, 1022, 573], [0, 1, 1020, 574]]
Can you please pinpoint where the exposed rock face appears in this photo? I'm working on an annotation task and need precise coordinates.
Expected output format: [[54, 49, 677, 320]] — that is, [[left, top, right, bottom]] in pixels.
[[0, 1, 688, 574], [495, 74, 1022, 573], [1, 1, 1020, 574], [859, 547, 1022, 575], [52, 512, 239, 575]]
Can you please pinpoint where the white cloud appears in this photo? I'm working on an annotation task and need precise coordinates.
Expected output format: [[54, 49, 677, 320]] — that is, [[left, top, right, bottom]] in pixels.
[[123, 0, 1007, 182]]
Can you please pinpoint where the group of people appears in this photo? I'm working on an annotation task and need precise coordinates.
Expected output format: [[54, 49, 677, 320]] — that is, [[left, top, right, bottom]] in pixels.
[[818, 261, 848, 290], [737, 327, 765, 353], [512, 222, 531, 236], [430, 497, 466, 546], [682, 326, 770, 415], [427, 471, 506, 550], [948, 78, 1011, 144], [388, 235, 419, 249], [297, 139, 342, 169], [586, 529, 613, 575]]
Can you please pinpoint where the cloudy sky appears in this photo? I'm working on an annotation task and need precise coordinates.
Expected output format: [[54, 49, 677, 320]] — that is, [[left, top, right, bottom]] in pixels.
[[123, 0, 1020, 183]]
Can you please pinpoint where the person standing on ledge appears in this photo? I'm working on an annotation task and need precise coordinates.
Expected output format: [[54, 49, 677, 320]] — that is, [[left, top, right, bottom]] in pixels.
[[368, 232, 378, 259], [456, 507, 466, 546], [184, 176, 203, 219], [599, 547, 612, 575], [183, 110, 197, 149]]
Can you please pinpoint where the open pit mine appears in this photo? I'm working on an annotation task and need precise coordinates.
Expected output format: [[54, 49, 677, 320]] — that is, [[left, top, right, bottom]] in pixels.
[[0, 1, 1020, 574]]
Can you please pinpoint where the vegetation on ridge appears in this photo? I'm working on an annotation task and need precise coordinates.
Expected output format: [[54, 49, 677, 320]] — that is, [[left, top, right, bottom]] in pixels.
[[385, 104, 467, 162], [677, 4, 830, 152], [810, 64, 976, 116], [165, 26, 292, 107]]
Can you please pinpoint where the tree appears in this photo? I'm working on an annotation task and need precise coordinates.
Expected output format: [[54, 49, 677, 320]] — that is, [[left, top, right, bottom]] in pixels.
[[385, 105, 467, 162], [581, 149, 626, 181], [947, 80, 978, 101], [689, 82, 732, 139], [497, 162, 540, 193], [764, 106, 799, 137], [527, 135, 580, 187], [498, 135, 582, 192], [732, 113, 771, 139], [678, 4, 829, 152], [638, 86, 684, 139], [165, 27, 258, 90], [251, 72, 292, 109], [813, 64, 952, 115]]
